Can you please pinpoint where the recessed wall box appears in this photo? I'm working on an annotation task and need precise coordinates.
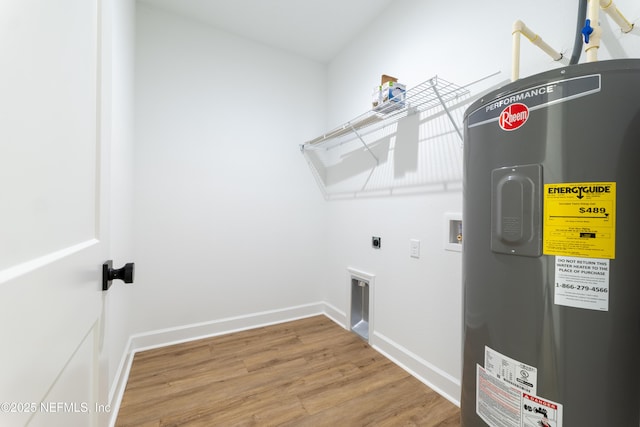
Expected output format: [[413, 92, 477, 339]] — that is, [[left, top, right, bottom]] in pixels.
[[347, 267, 375, 343], [444, 213, 462, 252]]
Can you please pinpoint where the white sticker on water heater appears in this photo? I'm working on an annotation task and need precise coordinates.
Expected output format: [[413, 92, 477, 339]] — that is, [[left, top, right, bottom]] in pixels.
[[477, 365, 522, 427], [484, 346, 537, 395], [554, 256, 610, 311]]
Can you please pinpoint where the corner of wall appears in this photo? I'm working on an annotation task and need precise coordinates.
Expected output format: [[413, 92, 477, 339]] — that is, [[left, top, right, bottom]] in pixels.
[[372, 331, 461, 407]]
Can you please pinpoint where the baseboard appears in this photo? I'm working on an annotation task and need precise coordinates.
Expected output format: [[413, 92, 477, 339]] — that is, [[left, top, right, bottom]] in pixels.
[[371, 331, 461, 407], [131, 302, 327, 353]]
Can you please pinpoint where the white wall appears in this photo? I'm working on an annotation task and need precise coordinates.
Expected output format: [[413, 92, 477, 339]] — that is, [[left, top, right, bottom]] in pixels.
[[132, 4, 328, 333], [323, 0, 640, 402]]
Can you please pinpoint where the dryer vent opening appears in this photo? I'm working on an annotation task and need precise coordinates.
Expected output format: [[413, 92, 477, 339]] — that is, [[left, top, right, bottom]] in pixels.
[[350, 279, 369, 340], [347, 268, 375, 343]]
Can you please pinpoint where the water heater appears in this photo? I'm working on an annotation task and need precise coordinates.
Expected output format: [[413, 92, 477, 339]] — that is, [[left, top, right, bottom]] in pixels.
[[461, 59, 640, 426]]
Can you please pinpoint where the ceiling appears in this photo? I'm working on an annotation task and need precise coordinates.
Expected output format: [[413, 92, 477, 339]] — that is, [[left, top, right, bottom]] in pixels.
[[138, 0, 396, 63]]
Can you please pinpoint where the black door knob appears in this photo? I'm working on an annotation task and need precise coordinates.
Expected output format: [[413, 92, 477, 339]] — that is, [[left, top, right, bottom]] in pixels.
[[102, 260, 135, 291]]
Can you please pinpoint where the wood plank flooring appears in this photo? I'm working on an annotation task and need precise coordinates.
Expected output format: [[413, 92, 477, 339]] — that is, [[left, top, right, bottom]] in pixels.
[[115, 315, 461, 426]]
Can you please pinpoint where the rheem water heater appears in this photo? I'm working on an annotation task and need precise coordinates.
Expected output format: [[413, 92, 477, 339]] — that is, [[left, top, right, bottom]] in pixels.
[[461, 59, 640, 426]]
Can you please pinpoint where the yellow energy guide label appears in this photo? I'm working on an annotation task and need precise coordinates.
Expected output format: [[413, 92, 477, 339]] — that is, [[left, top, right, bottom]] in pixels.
[[543, 182, 616, 259]]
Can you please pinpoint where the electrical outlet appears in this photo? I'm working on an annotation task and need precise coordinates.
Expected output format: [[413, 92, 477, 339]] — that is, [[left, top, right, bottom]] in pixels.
[[372, 236, 381, 249], [410, 239, 420, 258]]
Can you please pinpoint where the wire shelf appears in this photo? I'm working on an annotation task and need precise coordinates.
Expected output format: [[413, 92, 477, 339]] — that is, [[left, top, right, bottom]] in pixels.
[[300, 76, 469, 152]]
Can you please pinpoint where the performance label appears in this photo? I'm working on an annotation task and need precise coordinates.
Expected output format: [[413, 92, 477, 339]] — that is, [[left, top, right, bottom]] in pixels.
[[543, 182, 616, 259], [467, 74, 601, 128]]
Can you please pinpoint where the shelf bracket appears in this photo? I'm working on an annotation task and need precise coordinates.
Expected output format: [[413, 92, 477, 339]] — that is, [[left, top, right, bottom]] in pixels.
[[430, 79, 464, 142], [349, 122, 379, 165]]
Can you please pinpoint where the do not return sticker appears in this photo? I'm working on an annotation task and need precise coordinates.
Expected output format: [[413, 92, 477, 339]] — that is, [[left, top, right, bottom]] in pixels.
[[555, 256, 610, 311]]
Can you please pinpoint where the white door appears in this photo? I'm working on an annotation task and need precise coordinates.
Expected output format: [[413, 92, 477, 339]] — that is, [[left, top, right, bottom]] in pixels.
[[1, 1, 110, 426]]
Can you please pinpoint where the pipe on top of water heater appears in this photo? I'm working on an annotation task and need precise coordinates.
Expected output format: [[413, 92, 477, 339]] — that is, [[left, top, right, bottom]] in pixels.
[[511, 20, 563, 81], [511, 0, 634, 79], [584, 0, 634, 62], [584, 0, 603, 62], [600, 0, 634, 33]]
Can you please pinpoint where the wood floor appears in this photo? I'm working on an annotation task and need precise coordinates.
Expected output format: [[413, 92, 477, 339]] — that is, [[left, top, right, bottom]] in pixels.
[[115, 315, 461, 426]]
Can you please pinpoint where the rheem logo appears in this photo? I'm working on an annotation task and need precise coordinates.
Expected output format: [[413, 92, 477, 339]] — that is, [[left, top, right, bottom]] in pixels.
[[499, 103, 529, 131]]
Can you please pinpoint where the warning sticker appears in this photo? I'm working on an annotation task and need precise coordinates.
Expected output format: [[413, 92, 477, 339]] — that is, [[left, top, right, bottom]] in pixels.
[[477, 365, 522, 427], [477, 365, 563, 427], [522, 393, 563, 427], [555, 256, 609, 311], [543, 182, 616, 259]]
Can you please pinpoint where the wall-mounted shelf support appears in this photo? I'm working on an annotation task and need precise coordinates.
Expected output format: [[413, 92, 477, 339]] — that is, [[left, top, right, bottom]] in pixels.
[[349, 122, 379, 165], [430, 79, 463, 142]]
